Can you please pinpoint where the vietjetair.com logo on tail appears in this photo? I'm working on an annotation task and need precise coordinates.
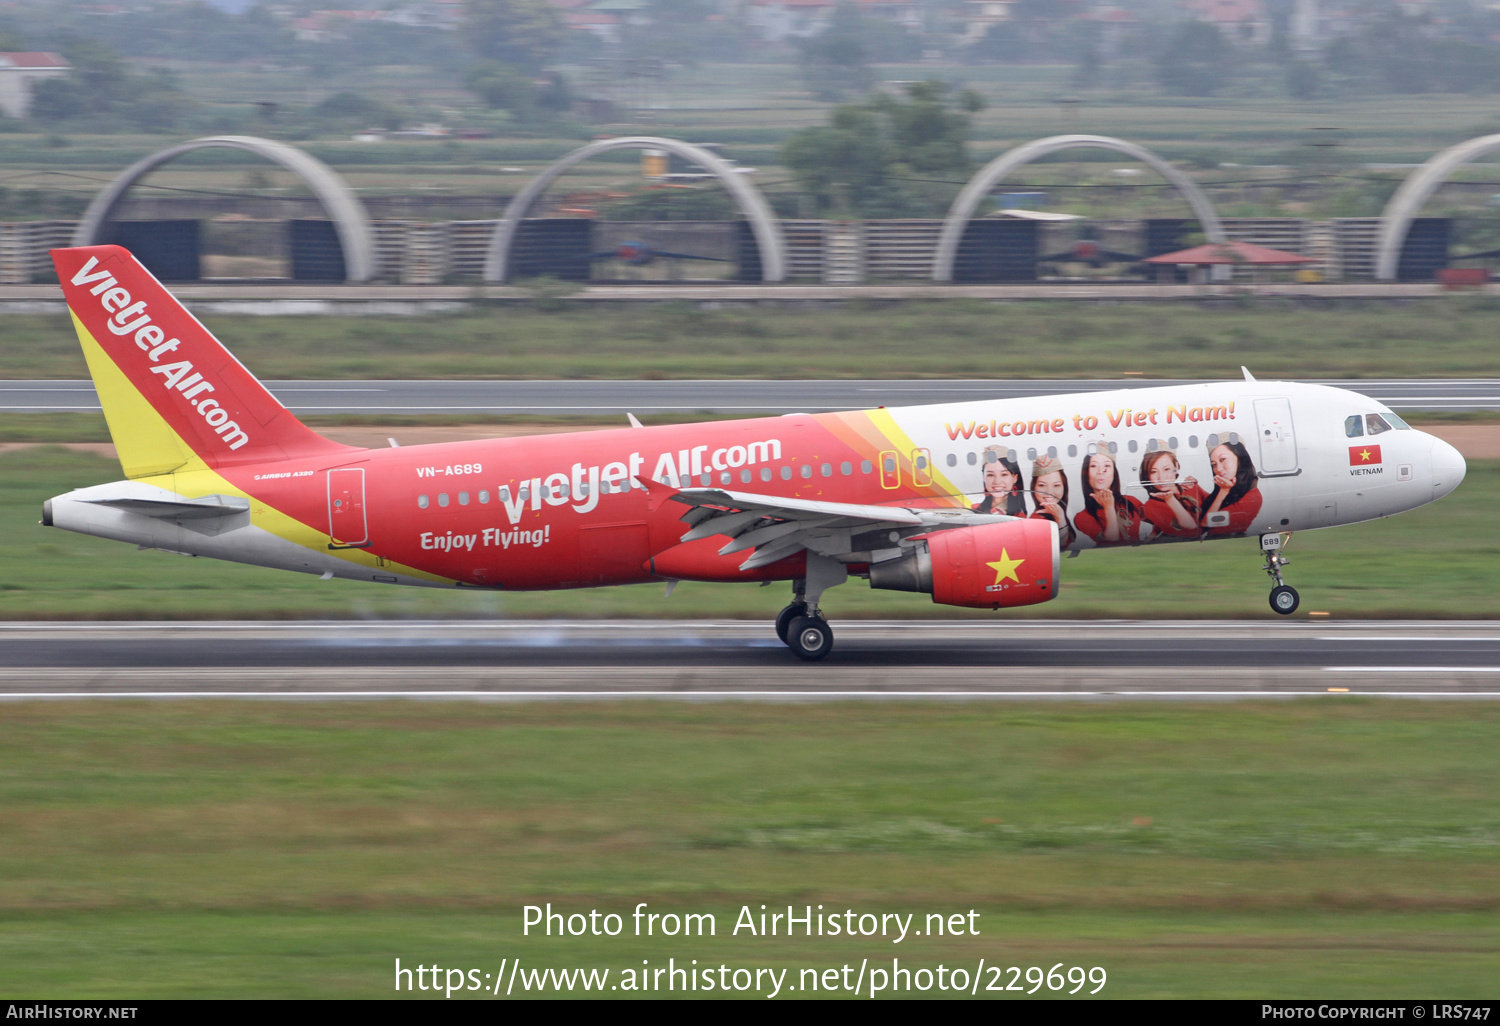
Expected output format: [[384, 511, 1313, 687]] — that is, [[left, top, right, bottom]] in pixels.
[[63, 249, 252, 452]]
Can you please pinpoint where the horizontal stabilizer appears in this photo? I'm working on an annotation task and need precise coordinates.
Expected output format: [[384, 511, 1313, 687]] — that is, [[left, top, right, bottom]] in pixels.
[[84, 494, 250, 520]]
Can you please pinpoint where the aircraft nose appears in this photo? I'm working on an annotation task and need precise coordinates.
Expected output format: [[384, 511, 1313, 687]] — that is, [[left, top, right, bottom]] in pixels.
[[1431, 437, 1466, 500]]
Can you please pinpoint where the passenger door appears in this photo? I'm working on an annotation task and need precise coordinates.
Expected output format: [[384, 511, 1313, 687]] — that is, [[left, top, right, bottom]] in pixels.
[[1254, 398, 1300, 477], [327, 466, 369, 548]]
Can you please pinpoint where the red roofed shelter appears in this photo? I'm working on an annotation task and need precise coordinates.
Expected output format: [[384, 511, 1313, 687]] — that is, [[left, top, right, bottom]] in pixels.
[[0, 53, 69, 121], [1145, 239, 1315, 283]]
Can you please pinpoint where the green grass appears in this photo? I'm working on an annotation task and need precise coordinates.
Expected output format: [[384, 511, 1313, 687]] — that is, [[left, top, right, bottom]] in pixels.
[[1, 701, 1499, 996], [7, 299, 1500, 381], [3, 447, 1497, 620], [11, 69, 1500, 179]]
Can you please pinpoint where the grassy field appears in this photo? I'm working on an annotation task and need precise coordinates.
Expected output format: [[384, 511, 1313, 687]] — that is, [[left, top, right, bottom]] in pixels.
[[6, 299, 1500, 381], [11, 68, 1500, 183], [5, 447, 1497, 621], [1, 700, 1497, 997]]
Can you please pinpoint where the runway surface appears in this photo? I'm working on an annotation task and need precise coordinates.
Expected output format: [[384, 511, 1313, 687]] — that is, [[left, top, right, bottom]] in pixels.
[[7, 379, 1500, 414], [3, 620, 1500, 700]]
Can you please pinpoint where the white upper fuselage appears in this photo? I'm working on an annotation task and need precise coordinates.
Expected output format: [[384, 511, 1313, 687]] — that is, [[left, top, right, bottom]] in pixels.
[[885, 379, 1465, 546]]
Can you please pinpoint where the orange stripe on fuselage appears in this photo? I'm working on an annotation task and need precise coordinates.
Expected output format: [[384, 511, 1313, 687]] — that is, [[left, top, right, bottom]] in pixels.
[[216, 413, 959, 590]]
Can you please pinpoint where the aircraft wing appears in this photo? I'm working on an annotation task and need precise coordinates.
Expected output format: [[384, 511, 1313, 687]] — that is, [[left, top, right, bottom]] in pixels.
[[656, 482, 1011, 570]]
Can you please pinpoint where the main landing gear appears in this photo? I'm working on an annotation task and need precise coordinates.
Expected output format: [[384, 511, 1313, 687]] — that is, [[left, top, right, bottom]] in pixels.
[[776, 595, 834, 661], [776, 555, 847, 661], [1261, 533, 1299, 615], [775, 602, 805, 644]]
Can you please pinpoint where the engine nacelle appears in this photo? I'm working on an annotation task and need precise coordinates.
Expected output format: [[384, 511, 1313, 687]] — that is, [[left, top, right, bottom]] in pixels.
[[868, 519, 1060, 609]]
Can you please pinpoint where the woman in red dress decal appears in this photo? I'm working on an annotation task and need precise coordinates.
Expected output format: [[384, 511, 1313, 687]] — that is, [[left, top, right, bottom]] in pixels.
[[1028, 454, 1075, 548], [1139, 447, 1206, 541], [1200, 439, 1263, 536], [973, 445, 1027, 515], [1073, 449, 1145, 546]]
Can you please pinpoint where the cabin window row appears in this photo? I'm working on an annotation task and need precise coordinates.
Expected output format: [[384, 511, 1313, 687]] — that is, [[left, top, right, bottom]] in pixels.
[[415, 460, 884, 507], [944, 435, 1220, 468], [412, 432, 1263, 509], [417, 490, 490, 509]]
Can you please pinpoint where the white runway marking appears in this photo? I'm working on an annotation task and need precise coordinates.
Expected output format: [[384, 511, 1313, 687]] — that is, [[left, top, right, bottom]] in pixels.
[[1323, 666, 1500, 672], [1318, 637, 1500, 642], [6, 690, 1500, 701]]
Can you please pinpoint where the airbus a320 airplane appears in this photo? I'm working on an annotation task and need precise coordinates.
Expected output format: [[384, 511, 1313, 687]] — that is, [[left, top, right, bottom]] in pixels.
[[42, 246, 1467, 660]]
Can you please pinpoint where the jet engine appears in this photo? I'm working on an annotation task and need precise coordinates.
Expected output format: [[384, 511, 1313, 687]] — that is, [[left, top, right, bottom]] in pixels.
[[867, 519, 1060, 609]]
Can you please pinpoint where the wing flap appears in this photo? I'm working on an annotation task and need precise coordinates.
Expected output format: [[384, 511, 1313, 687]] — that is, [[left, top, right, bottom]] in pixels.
[[659, 484, 1015, 573]]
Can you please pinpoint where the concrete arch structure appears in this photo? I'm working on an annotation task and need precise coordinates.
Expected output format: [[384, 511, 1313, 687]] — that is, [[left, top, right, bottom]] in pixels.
[[485, 136, 786, 283], [74, 135, 377, 282], [932, 134, 1227, 282], [1376, 133, 1500, 281]]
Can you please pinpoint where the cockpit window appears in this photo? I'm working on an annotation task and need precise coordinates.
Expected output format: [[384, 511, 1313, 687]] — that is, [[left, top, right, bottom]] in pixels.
[[1366, 414, 1393, 436], [1344, 415, 1364, 438], [1384, 411, 1412, 430]]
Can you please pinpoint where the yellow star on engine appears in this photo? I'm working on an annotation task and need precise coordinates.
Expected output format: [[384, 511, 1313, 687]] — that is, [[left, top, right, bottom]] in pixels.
[[1360, 449, 1373, 462], [987, 548, 1024, 585]]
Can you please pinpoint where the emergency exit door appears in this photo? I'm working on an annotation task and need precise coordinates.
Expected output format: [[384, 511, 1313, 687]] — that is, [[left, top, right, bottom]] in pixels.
[[328, 467, 369, 548], [1254, 398, 1300, 477]]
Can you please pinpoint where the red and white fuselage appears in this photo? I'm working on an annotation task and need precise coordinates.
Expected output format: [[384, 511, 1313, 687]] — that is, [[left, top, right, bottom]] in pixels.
[[41, 246, 1467, 627]]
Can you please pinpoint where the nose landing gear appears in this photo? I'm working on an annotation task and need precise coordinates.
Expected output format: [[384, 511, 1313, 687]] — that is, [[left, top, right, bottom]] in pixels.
[[1261, 533, 1299, 615]]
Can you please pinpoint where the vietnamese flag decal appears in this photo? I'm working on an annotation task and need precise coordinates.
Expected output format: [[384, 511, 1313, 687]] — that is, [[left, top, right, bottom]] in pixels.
[[1349, 444, 1382, 466]]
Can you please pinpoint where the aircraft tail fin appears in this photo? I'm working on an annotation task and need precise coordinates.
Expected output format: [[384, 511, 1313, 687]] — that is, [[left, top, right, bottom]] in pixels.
[[51, 245, 358, 480]]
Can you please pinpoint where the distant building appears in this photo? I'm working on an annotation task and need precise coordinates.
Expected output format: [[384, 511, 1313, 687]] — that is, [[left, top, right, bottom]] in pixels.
[[745, 0, 836, 41], [588, 0, 652, 29], [289, 9, 405, 42], [1183, 0, 1271, 44], [962, 0, 1015, 44], [1080, 3, 1137, 57], [385, 3, 467, 30], [851, 0, 923, 34], [0, 53, 69, 121], [567, 10, 623, 44], [1291, 0, 1319, 49]]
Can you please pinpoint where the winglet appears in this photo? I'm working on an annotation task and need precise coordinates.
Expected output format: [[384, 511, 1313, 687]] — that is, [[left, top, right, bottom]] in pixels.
[[1242, 366, 1256, 381], [627, 412, 644, 429]]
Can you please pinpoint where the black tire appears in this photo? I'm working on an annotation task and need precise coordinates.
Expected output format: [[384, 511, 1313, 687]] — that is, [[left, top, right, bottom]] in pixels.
[[775, 602, 807, 644], [1270, 585, 1300, 616], [787, 615, 834, 661]]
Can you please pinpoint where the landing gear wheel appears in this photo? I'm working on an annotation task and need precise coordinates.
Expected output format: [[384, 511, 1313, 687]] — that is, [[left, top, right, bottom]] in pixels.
[[775, 602, 807, 644], [1270, 585, 1300, 616], [787, 615, 833, 661]]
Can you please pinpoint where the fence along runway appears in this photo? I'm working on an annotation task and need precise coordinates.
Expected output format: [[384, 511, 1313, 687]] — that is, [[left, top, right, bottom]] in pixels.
[[1, 621, 1498, 699]]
